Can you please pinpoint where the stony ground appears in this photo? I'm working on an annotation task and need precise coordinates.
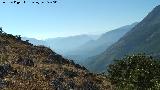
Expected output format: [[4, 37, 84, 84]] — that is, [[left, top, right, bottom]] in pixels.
[[0, 32, 112, 90]]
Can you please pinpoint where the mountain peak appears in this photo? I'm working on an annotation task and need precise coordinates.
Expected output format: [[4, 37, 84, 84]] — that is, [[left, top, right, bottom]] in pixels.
[[154, 5, 160, 10], [140, 5, 160, 24]]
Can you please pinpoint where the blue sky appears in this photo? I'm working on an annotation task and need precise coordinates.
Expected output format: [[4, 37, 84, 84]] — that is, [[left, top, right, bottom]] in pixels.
[[0, 0, 160, 39]]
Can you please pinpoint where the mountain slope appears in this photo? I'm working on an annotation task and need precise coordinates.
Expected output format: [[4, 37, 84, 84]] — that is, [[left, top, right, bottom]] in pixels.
[[88, 5, 160, 72], [0, 32, 111, 89], [65, 22, 138, 64]]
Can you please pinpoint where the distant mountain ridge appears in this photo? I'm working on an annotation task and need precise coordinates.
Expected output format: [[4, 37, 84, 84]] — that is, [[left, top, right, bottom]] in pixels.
[[65, 22, 138, 64], [22, 23, 138, 66], [22, 34, 100, 54], [87, 5, 160, 72], [45, 35, 98, 54]]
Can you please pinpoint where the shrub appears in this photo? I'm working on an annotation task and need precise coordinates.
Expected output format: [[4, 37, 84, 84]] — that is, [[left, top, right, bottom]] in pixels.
[[107, 54, 160, 90], [66, 80, 75, 89], [16, 57, 34, 66], [50, 79, 64, 89], [63, 69, 78, 78], [82, 80, 98, 90], [41, 69, 56, 79], [0, 79, 9, 89], [0, 64, 12, 78]]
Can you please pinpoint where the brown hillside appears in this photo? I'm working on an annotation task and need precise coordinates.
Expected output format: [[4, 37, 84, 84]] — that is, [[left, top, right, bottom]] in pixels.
[[0, 31, 111, 90]]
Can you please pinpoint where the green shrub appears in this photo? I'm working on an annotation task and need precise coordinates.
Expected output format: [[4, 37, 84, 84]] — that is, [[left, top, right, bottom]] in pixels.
[[107, 54, 160, 90]]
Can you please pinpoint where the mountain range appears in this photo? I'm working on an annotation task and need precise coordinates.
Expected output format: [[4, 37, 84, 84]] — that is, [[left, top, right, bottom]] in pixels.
[[86, 5, 160, 72], [22, 5, 160, 73], [22, 34, 100, 54], [22, 23, 137, 65], [65, 22, 138, 64]]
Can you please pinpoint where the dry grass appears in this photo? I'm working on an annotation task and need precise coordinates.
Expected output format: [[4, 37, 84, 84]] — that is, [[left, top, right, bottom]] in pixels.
[[0, 33, 112, 90]]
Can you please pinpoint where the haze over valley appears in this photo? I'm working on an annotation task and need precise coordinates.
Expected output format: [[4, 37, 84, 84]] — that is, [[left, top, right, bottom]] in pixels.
[[1, 0, 160, 89]]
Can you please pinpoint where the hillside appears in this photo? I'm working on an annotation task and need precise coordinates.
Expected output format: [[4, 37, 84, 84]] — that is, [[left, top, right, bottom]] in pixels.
[[0, 31, 111, 89], [87, 5, 160, 72], [65, 22, 137, 64]]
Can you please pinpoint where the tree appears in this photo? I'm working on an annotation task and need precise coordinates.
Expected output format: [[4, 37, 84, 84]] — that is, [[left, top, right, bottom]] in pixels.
[[15, 35, 21, 40], [0, 27, 3, 34], [107, 54, 160, 90], [26, 40, 29, 42]]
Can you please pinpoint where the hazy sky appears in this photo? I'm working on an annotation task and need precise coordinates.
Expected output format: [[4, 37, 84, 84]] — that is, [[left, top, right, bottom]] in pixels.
[[0, 0, 160, 39]]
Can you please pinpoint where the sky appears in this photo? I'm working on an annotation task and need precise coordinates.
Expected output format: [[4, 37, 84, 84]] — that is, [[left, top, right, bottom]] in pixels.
[[0, 0, 160, 40]]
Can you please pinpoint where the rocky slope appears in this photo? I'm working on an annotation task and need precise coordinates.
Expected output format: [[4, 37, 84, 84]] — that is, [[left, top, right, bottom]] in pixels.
[[0, 31, 111, 90]]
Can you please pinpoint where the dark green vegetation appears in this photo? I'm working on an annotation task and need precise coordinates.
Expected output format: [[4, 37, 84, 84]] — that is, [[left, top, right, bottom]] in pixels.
[[108, 54, 160, 89], [0, 29, 111, 89], [88, 5, 160, 72]]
